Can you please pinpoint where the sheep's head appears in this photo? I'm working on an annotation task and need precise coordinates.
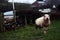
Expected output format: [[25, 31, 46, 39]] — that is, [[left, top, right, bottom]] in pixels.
[[43, 14, 50, 27], [44, 14, 50, 21]]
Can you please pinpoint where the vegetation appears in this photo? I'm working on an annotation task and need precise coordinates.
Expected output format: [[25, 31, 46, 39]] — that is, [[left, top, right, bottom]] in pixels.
[[0, 20, 60, 40]]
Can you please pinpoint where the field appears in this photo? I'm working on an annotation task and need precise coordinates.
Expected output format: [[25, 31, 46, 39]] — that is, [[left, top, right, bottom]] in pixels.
[[0, 20, 60, 40]]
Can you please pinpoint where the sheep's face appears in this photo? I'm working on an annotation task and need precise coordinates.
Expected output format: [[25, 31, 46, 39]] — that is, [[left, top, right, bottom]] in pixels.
[[44, 14, 50, 21]]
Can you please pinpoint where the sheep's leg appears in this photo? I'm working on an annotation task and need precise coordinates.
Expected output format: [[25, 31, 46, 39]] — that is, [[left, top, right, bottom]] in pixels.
[[36, 25, 39, 29], [43, 27, 49, 34], [39, 24, 43, 29], [39, 26, 43, 29]]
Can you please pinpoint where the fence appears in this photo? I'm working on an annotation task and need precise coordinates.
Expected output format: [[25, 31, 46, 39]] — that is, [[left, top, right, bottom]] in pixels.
[[0, 10, 60, 32]]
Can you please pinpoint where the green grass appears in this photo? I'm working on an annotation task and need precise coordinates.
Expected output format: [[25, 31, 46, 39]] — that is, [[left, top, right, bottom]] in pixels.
[[0, 20, 60, 40]]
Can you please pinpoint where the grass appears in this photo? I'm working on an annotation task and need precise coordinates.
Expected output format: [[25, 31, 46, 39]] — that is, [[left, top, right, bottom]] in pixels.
[[0, 20, 60, 40]]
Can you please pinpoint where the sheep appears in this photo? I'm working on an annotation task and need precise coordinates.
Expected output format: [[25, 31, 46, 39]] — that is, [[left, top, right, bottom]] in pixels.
[[35, 14, 50, 34]]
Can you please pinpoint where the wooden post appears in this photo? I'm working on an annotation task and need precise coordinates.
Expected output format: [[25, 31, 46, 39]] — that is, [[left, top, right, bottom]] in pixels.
[[12, 0, 16, 30], [0, 12, 4, 32], [0, 13, 2, 31], [25, 15, 27, 26]]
